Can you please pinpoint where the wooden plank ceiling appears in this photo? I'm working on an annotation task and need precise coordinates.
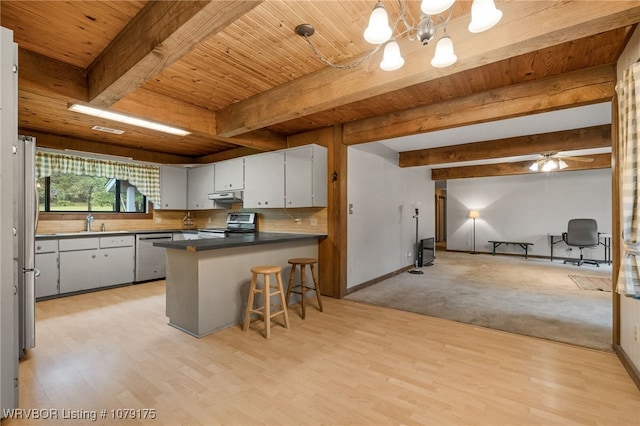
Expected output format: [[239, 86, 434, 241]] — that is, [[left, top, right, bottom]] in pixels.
[[1, 1, 638, 178]]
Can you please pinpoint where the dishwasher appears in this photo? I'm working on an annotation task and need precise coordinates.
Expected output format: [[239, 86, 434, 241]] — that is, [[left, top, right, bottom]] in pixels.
[[135, 233, 173, 282]]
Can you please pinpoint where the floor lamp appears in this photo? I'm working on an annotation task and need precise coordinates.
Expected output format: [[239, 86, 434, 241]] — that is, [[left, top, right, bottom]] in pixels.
[[469, 210, 479, 254], [409, 207, 424, 274]]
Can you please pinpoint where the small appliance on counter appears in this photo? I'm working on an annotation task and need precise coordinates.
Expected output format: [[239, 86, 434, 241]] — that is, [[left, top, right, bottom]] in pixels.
[[198, 212, 257, 238]]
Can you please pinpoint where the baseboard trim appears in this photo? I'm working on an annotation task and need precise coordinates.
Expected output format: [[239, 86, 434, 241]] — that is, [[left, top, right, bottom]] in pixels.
[[346, 265, 413, 295], [614, 344, 640, 391]]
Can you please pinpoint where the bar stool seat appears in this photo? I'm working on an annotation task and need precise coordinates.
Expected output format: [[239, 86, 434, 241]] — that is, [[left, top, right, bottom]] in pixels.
[[286, 258, 323, 319], [243, 265, 289, 338]]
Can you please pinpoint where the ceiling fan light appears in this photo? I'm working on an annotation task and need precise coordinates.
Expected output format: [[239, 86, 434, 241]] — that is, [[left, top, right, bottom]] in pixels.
[[380, 40, 405, 71], [364, 1, 392, 44], [421, 0, 456, 15], [431, 35, 457, 67], [529, 162, 539, 172], [558, 159, 568, 169], [468, 0, 503, 33], [542, 159, 557, 172]]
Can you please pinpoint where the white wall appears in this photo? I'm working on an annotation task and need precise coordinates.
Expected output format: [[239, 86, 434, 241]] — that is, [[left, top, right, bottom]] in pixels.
[[446, 169, 612, 260], [617, 26, 640, 374], [347, 144, 434, 289]]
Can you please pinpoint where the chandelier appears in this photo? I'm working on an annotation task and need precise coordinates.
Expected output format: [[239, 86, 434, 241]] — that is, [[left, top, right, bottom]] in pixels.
[[296, 0, 503, 71]]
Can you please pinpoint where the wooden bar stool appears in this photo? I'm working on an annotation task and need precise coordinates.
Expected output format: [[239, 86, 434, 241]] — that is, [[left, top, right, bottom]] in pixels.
[[286, 258, 323, 319], [243, 265, 290, 338]]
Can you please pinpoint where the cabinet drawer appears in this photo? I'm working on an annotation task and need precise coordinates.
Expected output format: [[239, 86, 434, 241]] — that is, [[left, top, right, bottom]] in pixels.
[[58, 238, 99, 252], [100, 235, 134, 248], [35, 240, 58, 254]]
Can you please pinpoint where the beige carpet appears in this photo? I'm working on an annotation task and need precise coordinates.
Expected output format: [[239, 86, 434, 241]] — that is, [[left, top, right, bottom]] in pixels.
[[569, 274, 612, 292], [346, 251, 613, 351]]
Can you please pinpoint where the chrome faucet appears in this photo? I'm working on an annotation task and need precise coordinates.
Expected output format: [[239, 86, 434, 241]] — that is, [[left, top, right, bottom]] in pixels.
[[86, 214, 94, 232]]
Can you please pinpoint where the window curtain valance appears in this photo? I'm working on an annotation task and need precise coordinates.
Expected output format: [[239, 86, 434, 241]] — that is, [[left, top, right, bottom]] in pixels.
[[35, 151, 161, 205], [615, 61, 640, 299]]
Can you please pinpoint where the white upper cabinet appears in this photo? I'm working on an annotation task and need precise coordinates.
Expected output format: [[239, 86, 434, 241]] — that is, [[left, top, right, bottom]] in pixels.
[[244, 151, 285, 208], [156, 165, 187, 210], [285, 144, 327, 207], [214, 158, 244, 192], [187, 164, 216, 210]]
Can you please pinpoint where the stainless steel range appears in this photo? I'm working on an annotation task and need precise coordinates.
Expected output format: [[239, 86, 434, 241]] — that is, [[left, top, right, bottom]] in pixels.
[[198, 212, 257, 238]]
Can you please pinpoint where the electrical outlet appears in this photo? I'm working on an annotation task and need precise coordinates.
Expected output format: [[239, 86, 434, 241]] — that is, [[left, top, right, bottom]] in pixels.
[[155, 217, 162, 224], [634, 324, 639, 343], [310, 218, 318, 226], [294, 218, 301, 224], [208, 216, 212, 224], [407, 252, 412, 258]]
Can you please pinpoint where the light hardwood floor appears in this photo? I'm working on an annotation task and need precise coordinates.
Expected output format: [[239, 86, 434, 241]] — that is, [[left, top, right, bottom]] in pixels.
[[3, 281, 640, 425]]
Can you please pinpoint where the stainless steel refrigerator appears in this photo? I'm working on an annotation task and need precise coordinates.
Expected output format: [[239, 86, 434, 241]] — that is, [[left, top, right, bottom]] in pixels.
[[1, 25, 19, 416], [14, 135, 37, 357]]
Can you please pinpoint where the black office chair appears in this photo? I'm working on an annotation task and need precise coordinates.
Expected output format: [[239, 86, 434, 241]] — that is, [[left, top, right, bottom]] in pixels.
[[563, 218, 599, 267]]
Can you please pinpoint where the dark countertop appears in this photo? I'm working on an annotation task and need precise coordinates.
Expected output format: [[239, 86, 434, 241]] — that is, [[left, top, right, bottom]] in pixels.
[[36, 229, 197, 240], [153, 232, 326, 252]]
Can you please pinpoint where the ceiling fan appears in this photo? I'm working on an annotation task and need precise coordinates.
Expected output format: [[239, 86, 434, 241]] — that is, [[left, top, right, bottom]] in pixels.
[[529, 152, 593, 172]]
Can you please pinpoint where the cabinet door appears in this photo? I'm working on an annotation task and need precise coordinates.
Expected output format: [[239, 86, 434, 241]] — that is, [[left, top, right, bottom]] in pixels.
[[157, 165, 187, 210], [187, 164, 215, 210], [35, 252, 59, 298], [59, 250, 100, 293], [244, 151, 285, 208], [214, 158, 244, 192], [285, 145, 327, 208], [100, 246, 135, 287]]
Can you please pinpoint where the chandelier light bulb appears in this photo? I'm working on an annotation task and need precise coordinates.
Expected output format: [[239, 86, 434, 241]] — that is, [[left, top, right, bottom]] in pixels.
[[420, 0, 456, 15], [380, 40, 405, 71], [364, 1, 392, 44], [558, 159, 568, 169], [468, 0, 503, 33], [431, 35, 457, 67], [529, 162, 539, 172]]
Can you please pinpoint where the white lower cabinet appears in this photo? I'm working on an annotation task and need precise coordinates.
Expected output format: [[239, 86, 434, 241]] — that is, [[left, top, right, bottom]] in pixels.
[[59, 248, 101, 293], [58, 236, 134, 294], [99, 236, 135, 286], [35, 239, 59, 298]]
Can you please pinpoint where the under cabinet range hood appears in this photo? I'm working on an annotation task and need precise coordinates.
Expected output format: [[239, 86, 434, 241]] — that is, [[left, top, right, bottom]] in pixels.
[[208, 191, 243, 203]]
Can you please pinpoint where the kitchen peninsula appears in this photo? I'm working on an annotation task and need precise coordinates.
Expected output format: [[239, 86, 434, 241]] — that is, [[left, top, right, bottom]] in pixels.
[[154, 232, 326, 337]]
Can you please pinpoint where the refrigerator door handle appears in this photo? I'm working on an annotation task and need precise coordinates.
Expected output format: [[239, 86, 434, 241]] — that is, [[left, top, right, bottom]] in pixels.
[[33, 268, 40, 278]]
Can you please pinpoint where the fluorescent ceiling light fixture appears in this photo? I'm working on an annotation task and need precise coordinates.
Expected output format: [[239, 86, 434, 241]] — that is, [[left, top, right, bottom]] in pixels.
[[69, 104, 190, 136]]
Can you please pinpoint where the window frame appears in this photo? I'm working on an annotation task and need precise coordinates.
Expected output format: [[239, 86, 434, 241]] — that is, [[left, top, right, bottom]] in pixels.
[[38, 175, 154, 221]]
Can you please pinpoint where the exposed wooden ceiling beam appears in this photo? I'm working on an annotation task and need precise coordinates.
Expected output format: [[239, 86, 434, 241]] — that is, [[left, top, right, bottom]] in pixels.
[[113, 90, 286, 151], [19, 49, 286, 152], [431, 153, 611, 180], [399, 125, 611, 167], [18, 49, 87, 102], [29, 130, 193, 164], [88, 0, 263, 106], [214, 1, 640, 137], [345, 65, 615, 145]]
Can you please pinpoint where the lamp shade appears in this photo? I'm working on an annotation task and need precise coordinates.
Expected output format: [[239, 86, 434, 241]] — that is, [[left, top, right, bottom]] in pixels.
[[380, 41, 405, 71], [364, 2, 392, 44], [468, 0, 503, 33], [420, 0, 455, 15], [431, 35, 457, 67], [469, 210, 480, 219]]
